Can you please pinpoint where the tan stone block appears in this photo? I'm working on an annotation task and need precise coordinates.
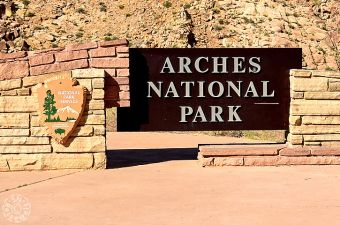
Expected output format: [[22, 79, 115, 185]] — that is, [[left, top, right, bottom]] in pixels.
[[304, 134, 340, 142], [0, 79, 22, 91], [304, 92, 340, 100], [303, 116, 340, 125], [329, 82, 340, 92], [213, 157, 243, 166], [291, 77, 328, 92], [17, 88, 30, 96], [0, 61, 29, 80], [52, 136, 105, 153], [291, 92, 304, 99], [312, 70, 340, 78], [290, 70, 312, 77], [41, 153, 94, 170], [1, 90, 17, 96], [71, 125, 94, 136], [92, 78, 105, 89], [321, 142, 340, 147], [23, 71, 71, 87], [291, 100, 340, 115], [92, 89, 105, 99], [76, 79, 92, 91], [289, 116, 301, 126], [31, 115, 41, 127], [197, 155, 214, 167], [0, 113, 29, 128], [5, 154, 42, 171], [91, 110, 105, 115], [304, 142, 321, 146], [93, 153, 106, 169], [72, 69, 105, 78], [31, 127, 49, 136], [0, 145, 52, 154], [93, 125, 105, 135], [0, 96, 38, 112], [89, 100, 104, 110], [0, 137, 50, 145], [81, 115, 105, 125], [0, 158, 9, 171], [287, 134, 303, 145], [290, 125, 340, 134], [244, 156, 279, 166], [0, 129, 29, 136]]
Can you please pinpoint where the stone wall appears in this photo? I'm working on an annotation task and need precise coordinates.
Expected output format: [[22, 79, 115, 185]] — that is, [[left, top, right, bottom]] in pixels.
[[289, 69, 340, 147], [198, 69, 340, 167], [0, 40, 129, 171]]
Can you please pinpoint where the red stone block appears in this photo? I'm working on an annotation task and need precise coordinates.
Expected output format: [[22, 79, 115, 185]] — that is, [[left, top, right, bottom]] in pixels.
[[30, 59, 89, 76], [89, 47, 116, 58], [244, 156, 279, 166], [114, 77, 129, 85], [65, 42, 98, 50], [117, 69, 129, 77], [55, 50, 88, 62], [29, 53, 54, 66], [279, 147, 311, 156], [119, 100, 130, 107], [311, 147, 340, 156], [0, 52, 27, 60], [104, 69, 116, 77], [119, 91, 130, 100], [90, 58, 129, 68], [99, 39, 128, 47], [0, 61, 29, 80], [119, 85, 130, 91], [116, 47, 129, 53]]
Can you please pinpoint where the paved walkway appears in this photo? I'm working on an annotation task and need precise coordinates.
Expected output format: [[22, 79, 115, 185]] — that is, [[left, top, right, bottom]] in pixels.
[[1, 133, 340, 225]]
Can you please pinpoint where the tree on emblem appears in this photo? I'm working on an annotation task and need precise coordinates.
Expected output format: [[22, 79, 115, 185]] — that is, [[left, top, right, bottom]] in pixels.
[[44, 90, 58, 122]]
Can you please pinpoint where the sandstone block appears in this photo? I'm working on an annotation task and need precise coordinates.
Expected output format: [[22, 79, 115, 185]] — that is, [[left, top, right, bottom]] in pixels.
[[291, 77, 328, 92], [23, 71, 71, 87], [76, 79, 92, 91], [0, 158, 9, 171], [244, 156, 279, 166], [118, 100, 130, 107], [117, 69, 129, 77], [92, 89, 105, 99], [199, 144, 285, 156], [197, 154, 214, 167], [4, 154, 42, 171], [290, 125, 340, 134], [304, 142, 321, 146], [29, 54, 54, 66], [52, 136, 105, 153], [71, 125, 94, 136], [277, 156, 340, 165], [0, 137, 50, 145], [99, 39, 128, 47], [289, 116, 301, 126], [303, 116, 340, 125], [116, 47, 129, 53], [81, 115, 105, 125], [279, 147, 310, 156], [31, 127, 49, 136], [1, 90, 17, 96], [304, 92, 340, 100], [104, 69, 116, 77], [0, 52, 27, 60], [66, 42, 98, 51], [119, 91, 130, 100], [213, 157, 243, 166], [321, 142, 340, 147], [0, 96, 38, 112], [72, 68, 105, 78], [0, 79, 21, 91], [0, 113, 29, 128], [93, 152, 107, 169], [91, 110, 105, 115], [329, 82, 340, 92], [304, 134, 340, 141], [17, 88, 30, 96], [0, 61, 29, 80], [55, 50, 88, 62], [93, 125, 105, 135], [92, 78, 104, 89], [89, 100, 105, 110], [41, 153, 94, 170], [117, 53, 129, 58], [311, 147, 340, 156], [30, 59, 88, 76], [291, 92, 304, 99], [89, 47, 116, 58], [290, 70, 312, 77], [312, 70, 340, 78], [90, 58, 129, 68], [0, 145, 52, 154], [287, 134, 303, 145], [291, 100, 340, 115], [0, 129, 29, 136]]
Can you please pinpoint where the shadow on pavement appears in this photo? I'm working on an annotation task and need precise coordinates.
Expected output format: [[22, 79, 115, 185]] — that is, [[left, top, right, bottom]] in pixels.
[[106, 148, 198, 169]]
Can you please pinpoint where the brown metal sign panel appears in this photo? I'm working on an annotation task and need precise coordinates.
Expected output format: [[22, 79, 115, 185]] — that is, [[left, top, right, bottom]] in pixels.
[[118, 48, 302, 131]]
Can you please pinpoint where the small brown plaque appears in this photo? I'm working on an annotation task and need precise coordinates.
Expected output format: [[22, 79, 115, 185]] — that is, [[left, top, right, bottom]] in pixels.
[[37, 78, 86, 144]]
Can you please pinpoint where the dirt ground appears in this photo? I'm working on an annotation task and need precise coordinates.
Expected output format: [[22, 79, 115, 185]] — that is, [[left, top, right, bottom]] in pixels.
[[1, 132, 340, 225]]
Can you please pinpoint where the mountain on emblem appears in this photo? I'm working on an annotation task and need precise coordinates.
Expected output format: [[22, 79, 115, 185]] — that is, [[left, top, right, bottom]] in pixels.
[[37, 78, 86, 144]]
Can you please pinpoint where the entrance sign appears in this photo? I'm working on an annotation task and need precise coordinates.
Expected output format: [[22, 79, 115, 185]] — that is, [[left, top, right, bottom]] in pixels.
[[118, 48, 302, 131], [37, 77, 86, 144]]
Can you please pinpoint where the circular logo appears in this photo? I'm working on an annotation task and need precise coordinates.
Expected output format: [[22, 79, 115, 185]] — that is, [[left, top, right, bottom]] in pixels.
[[2, 194, 31, 223]]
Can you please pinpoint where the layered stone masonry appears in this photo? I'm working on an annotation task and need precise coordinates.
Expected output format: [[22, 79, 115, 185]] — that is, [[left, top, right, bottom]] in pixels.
[[0, 39, 130, 108], [0, 69, 110, 171]]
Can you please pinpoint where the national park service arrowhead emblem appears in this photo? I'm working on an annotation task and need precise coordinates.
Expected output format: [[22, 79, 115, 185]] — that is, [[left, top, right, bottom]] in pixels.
[[37, 78, 86, 144]]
